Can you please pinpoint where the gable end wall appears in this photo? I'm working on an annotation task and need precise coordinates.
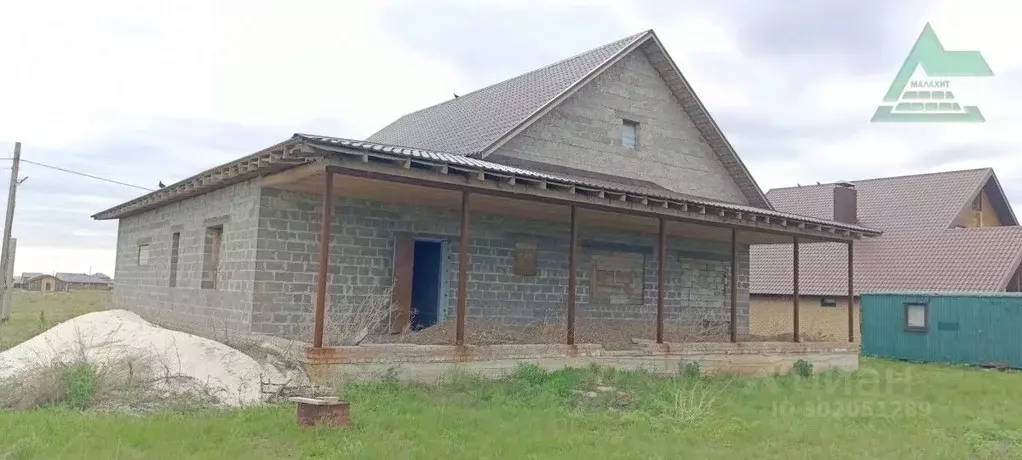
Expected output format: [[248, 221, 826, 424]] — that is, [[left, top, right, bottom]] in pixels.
[[494, 49, 747, 204]]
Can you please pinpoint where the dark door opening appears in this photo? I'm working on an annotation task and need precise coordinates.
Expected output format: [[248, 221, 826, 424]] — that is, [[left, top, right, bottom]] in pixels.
[[411, 240, 443, 330]]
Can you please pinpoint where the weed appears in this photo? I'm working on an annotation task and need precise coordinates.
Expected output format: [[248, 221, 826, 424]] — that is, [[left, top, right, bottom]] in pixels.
[[793, 359, 813, 378], [682, 361, 701, 379], [57, 362, 100, 410]]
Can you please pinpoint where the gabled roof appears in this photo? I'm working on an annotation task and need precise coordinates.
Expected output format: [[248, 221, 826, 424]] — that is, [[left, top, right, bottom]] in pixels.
[[750, 168, 1022, 295], [369, 31, 646, 156], [367, 30, 771, 209]]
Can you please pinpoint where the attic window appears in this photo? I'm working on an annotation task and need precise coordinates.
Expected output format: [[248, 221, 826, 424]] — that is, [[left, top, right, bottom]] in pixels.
[[972, 195, 982, 211], [622, 120, 638, 149]]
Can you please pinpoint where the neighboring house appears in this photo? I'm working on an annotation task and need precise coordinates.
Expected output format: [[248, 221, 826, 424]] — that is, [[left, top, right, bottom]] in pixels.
[[91, 30, 878, 343], [54, 273, 114, 291], [24, 274, 59, 292], [749, 168, 1022, 340], [23, 273, 113, 292]]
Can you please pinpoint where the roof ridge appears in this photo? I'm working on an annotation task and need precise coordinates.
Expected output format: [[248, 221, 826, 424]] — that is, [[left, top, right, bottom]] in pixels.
[[767, 167, 993, 193], [378, 30, 651, 126]]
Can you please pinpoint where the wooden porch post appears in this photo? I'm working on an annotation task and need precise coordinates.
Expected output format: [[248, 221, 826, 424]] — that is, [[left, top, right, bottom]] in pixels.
[[566, 206, 578, 345], [847, 241, 855, 343], [730, 228, 738, 343], [793, 237, 800, 343], [312, 171, 335, 348], [456, 191, 470, 345], [656, 217, 667, 344]]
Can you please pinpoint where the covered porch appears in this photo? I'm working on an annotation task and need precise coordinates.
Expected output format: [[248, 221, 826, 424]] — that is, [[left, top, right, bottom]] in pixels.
[[257, 135, 878, 352]]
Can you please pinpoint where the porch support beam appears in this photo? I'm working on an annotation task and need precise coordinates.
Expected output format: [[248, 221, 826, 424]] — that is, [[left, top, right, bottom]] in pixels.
[[312, 171, 335, 348], [566, 205, 579, 345], [656, 217, 667, 344], [847, 241, 854, 343], [793, 237, 800, 343], [730, 228, 738, 343], [319, 162, 863, 244], [258, 160, 328, 188], [456, 191, 470, 345]]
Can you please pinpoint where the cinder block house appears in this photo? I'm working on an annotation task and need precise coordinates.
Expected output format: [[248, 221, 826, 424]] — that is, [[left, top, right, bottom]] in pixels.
[[750, 168, 1022, 340], [93, 30, 878, 346]]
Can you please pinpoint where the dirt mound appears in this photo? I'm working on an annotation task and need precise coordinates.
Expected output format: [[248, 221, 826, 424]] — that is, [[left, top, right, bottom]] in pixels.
[[0, 310, 283, 406]]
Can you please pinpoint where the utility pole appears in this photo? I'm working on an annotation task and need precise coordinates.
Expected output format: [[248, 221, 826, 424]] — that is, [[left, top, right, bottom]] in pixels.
[[0, 142, 21, 322]]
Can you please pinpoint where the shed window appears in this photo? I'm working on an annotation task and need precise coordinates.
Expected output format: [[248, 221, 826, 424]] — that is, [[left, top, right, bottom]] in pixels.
[[622, 120, 638, 149], [905, 302, 928, 332], [820, 297, 838, 307]]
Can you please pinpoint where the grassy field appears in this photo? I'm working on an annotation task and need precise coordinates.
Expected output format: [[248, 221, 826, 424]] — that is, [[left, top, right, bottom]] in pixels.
[[2, 292, 1021, 459], [0, 290, 110, 352]]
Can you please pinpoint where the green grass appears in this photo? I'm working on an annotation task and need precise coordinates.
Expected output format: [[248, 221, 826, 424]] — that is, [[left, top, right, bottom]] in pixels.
[[0, 290, 110, 351], [1, 293, 1020, 458], [2, 359, 1021, 459]]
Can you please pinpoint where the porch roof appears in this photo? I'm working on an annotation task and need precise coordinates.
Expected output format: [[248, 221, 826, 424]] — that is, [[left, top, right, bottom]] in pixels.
[[92, 134, 880, 242]]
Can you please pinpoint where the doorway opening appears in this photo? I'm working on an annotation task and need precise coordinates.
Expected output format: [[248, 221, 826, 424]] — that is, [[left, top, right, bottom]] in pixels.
[[410, 240, 444, 330]]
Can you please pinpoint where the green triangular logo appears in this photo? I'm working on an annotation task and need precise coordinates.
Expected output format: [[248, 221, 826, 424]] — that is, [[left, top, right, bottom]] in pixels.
[[871, 23, 993, 123]]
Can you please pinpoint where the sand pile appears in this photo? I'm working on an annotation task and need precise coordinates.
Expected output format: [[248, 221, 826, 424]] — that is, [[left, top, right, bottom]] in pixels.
[[0, 310, 283, 406]]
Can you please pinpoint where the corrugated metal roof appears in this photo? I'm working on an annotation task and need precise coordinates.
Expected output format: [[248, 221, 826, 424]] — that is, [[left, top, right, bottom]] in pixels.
[[750, 169, 1022, 295], [299, 134, 879, 234]]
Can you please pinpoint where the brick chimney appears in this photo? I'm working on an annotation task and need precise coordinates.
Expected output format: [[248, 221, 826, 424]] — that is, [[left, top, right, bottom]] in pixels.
[[833, 181, 857, 224]]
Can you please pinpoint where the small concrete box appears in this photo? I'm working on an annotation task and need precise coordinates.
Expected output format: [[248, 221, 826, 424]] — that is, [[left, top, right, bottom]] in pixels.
[[290, 396, 350, 428]]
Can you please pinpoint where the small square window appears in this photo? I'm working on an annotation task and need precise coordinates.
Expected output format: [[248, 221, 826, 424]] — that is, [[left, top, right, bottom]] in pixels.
[[905, 302, 928, 332], [820, 297, 838, 307], [137, 244, 150, 265], [622, 120, 638, 149]]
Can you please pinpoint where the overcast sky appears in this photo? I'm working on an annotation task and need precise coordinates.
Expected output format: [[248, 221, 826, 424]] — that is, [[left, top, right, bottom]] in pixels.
[[1, 0, 1020, 275]]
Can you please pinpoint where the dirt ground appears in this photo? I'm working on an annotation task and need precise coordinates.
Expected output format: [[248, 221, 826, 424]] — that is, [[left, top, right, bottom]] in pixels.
[[367, 318, 731, 350]]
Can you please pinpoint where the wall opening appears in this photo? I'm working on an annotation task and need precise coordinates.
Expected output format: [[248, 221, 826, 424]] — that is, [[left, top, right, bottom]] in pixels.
[[169, 232, 181, 287], [410, 240, 443, 330], [202, 226, 223, 290], [44, 281, 52, 292]]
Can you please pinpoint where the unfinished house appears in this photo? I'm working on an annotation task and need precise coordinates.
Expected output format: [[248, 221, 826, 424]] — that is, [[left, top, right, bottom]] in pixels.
[[93, 30, 879, 376]]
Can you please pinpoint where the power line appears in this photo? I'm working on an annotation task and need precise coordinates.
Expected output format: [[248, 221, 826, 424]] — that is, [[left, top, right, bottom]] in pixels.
[[15, 159, 154, 192]]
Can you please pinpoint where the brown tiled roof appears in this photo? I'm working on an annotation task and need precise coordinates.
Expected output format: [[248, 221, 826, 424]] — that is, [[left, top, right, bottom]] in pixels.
[[750, 168, 1022, 295], [368, 30, 772, 209], [367, 32, 647, 156]]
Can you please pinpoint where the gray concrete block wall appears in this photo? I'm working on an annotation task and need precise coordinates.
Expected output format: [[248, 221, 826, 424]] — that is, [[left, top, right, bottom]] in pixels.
[[494, 49, 748, 205], [252, 188, 749, 338], [112, 180, 261, 335]]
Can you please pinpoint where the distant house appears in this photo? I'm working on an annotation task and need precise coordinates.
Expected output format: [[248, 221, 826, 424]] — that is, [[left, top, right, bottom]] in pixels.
[[24, 274, 59, 292], [23, 273, 113, 292], [749, 168, 1022, 340]]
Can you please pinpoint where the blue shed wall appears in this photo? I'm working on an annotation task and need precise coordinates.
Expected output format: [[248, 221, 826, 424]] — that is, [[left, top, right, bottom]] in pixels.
[[861, 292, 1022, 368]]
